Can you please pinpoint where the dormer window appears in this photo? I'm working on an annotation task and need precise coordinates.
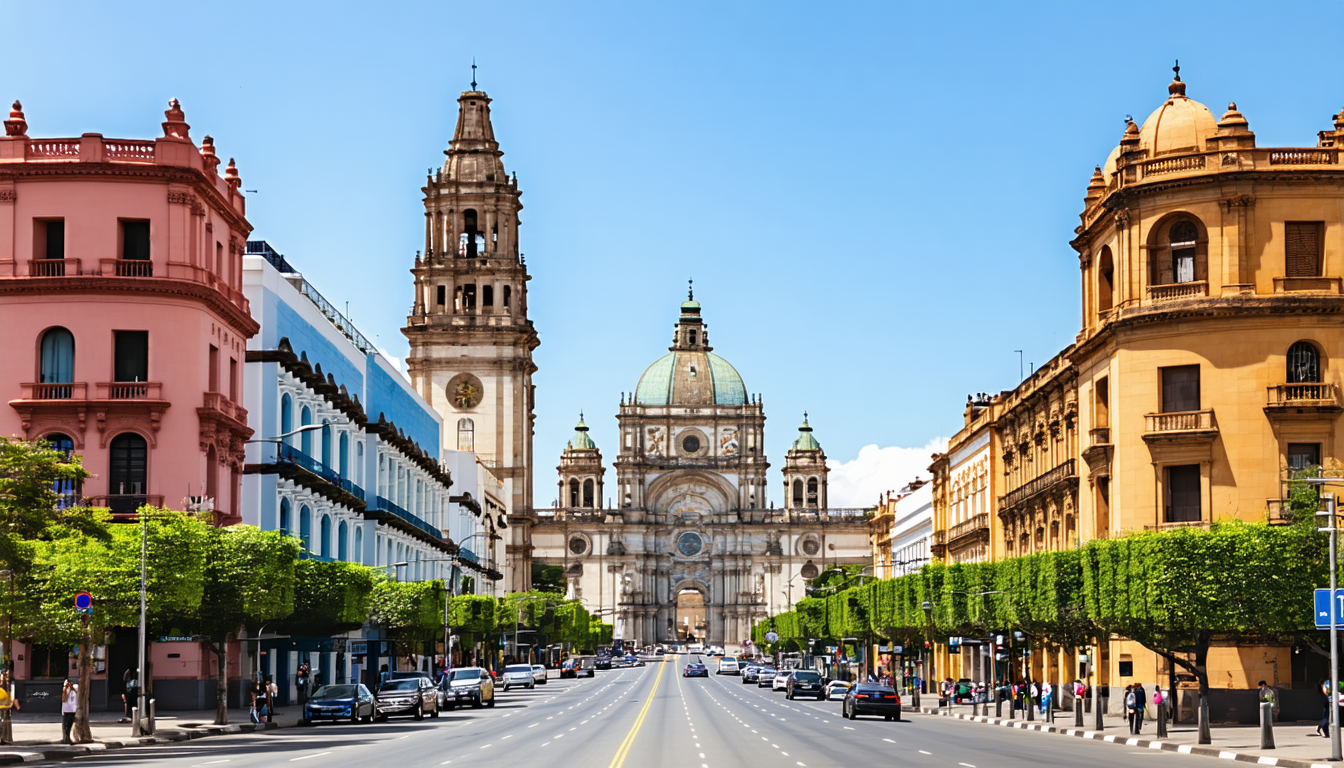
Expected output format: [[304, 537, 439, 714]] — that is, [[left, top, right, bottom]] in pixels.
[[689, 364, 697, 378], [689, 329, 697, 345]]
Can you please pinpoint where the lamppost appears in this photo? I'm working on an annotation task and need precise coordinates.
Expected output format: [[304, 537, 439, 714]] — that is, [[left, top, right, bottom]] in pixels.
[[1306, 477, 1344, 760]]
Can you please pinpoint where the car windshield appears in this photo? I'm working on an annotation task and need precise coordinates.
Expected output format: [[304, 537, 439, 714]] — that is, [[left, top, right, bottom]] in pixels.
[[449, 669, 482, 681], [313, 685, 357, 698], [533, 665, 545, 671], [380, 680, 418, 692], [506, 665, 532, 673], [793, 671, 821, 681]]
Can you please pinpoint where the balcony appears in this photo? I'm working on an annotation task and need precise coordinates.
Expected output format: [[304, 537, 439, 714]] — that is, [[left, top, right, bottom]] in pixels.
[[1082, 427, 1113, 480], [1148, 281, 1208, 302], [18, 382, 88, 401], [27, 258, 82, 277], [374, 495, 445, 541], [97, 381, 163, 400], [200, 391, 249, 425], [1274, 276, 1342, 294], [946, 513, 990, 551], [84, 494, 165, 516], [1266, 383, 1342, 417], [1143, 410, 1218, 443], [1000, 459, 1078, 511], [100, 258, 153, 278], [1089, 427, 1111, 447]]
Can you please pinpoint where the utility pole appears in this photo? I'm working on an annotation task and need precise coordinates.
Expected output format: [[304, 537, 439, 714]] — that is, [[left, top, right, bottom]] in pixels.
[[136, 511, 147, 736], [1308, 478, 1344, 761]]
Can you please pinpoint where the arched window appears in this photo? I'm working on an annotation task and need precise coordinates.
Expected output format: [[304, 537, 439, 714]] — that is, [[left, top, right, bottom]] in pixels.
[[46, 433, 77, 506], [300, 505, 312, 552], [569, 478, 580, 507], [339, 432, 349, 478], [356, 442, 364, 486], [280, 394, 293, 446], [338, 521, 348, 561], [109, 433, 148, 511], [300, 406, 313, 454], [503, 285, 511, 309], [792, 479, 803, 507], [1288, 341, 1322, 384], [39, 328, 75, 389], [320, 514, 331, 558], [353, 526, 362, 562], [1097, 246, 1114, 312], [321, 420, 332, 468], [279, 498, 291, 535], [806, 478, 818, 507], [457, 418, 474, 451], [1170, 221, 1199, 284], [583, 478, 594, 508], [386, 539, 393, 568]]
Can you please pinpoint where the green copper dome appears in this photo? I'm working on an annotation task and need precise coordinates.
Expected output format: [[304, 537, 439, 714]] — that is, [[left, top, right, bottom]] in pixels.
[[791, 416, 821, 451], [567, 415, 596, 450], [634, 352, 746, 406]]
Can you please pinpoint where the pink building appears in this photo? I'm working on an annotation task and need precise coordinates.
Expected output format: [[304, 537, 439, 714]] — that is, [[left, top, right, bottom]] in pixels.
[[0, 99, 257, 524]]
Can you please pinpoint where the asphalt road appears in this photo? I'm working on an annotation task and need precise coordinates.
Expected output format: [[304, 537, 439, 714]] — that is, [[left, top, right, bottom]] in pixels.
[[53, 658, 1233, 768]]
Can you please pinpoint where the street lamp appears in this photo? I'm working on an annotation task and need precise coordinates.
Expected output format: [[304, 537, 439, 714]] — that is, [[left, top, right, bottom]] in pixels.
[[1307, 477, 1344, 760]]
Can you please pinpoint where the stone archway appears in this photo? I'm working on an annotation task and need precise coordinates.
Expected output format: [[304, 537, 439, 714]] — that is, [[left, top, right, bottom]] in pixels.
[[669, 580, 710, 645]]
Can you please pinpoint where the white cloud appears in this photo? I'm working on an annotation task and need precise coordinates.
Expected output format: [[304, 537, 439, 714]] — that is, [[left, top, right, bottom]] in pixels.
[[825, 438, 949, 508]]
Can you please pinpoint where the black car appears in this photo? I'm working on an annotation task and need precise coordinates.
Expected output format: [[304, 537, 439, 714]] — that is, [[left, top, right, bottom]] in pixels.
[[595, 656, 612, 671], [684, 662, 709, 678], [843, 683, 902, 721], [303, 683, 375, 725], [376, 677, 439, 720], [785, 669, 825, 700], [439, 666, 495, 710]]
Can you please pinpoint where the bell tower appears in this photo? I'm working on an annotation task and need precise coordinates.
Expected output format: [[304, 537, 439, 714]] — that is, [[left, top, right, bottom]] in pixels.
[[782, 415, 828, 510], [403, 86, 538, 591]]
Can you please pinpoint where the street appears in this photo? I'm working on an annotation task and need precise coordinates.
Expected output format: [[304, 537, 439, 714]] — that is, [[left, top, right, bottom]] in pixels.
[[49, 657, 1231, 768]]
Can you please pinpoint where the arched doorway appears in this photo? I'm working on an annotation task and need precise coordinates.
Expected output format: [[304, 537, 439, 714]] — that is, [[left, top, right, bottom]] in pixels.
[[674, 588, 706, 644]]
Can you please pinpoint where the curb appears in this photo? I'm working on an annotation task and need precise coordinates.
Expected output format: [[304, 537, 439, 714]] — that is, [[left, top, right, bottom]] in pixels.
[[914, 707, 1333, 768], [0, 721, 280, 765]]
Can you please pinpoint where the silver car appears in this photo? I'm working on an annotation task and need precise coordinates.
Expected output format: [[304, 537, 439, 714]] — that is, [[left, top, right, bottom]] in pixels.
[[531, 664, 548, 685], [502, 664, 535, 690]]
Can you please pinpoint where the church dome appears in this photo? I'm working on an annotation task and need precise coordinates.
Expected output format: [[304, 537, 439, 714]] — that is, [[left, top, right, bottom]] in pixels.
[[1137, 75, 1217, 157], [791, 416, 821, 451], [567, 415, 596, 450], [634, 351, 746, 406]]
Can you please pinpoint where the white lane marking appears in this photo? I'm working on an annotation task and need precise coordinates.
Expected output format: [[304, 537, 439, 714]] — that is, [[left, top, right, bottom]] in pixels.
[[541, 742, 550, 746], [782, 753, 789, 757], [501, 734, 513, 740], [480, 745, 493, 750], [919, 751, 931, 755], [959, 764, 976, 768], [440, 762, 452, 766], [528, 723, 539, 728], [883, 738, 896, 743], [843, 726, 855, 730], [290, 754, 332, 762]]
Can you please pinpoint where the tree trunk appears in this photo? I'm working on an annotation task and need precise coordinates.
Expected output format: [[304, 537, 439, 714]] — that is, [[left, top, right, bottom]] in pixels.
[[213, 637, 229, 725], [1194, 638, 1211, 744], [73, 637, 93, 743]]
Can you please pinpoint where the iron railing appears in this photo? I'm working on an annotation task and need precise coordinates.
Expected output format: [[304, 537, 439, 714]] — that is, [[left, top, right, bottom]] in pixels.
[[1000, 459, 1077, 510]]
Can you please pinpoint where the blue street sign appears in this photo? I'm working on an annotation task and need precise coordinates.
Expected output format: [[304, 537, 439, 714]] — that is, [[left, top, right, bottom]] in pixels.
[[1314, 588, 1344, 629], [73, 591, 92, 613]]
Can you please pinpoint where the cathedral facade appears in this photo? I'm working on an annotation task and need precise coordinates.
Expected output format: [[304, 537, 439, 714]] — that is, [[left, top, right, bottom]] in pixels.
[[532, 297, 871, 650]]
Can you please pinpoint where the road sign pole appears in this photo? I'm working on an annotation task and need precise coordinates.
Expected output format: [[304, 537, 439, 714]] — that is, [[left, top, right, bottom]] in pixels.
[[1330, 494, 1341, 762]]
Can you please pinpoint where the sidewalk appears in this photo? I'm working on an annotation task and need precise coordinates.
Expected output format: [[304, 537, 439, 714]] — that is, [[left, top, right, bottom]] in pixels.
[[918, 702, 1341, 768], [0, 706, 299, 765]]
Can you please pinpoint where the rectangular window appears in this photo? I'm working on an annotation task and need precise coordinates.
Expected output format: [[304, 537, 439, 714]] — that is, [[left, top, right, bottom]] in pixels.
[[1286, 222, 1324, 278], [42, 219, 65, 260], [436, 285, 446, 306], [113, 331, 149, 382], [208, 345, 219, 392], [1118, 657, 1134, 677], [121, 221, 150, 261], [1288, 443, 1322, 473], [215, 242, 223, 276], [1160, 365, 1200, 413], [230, 358, 239, 401], [1165, 464, 1201, 523]]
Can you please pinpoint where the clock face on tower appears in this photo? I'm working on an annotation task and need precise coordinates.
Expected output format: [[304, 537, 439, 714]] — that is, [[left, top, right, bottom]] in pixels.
[[677, 532, 703, 557]]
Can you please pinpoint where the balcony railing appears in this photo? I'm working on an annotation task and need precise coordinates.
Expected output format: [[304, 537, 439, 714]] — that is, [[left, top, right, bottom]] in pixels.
[[1144, 409, 1216, 434], [947, 513, 989, 544], [101, 258, 153, 277], [202, 391, 248, 422], [535, 507, 607, 521], [375, 495, 443, 540], [1267, 383, 1340, 408], [27, 258, 81, 276], [1149, 281, 1208, 302], [97, 381, 162, 400], [1000, 459, 1077, 510], [20, 382, 87, 400], [84, 494, 165, 515], [932, 530, 947, 545], [1089, 427, 1111, 446]]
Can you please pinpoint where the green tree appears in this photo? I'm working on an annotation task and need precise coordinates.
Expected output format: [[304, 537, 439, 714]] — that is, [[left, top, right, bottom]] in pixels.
[[197, 526, 300, 725], [370, 579, 447, 656], [530, 563, 565, 594], [283, 560, 375, 637]]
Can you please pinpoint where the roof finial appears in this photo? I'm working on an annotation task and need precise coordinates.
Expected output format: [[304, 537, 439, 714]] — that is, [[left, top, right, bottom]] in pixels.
[[688, 278, 694, 301], [471, 58, 478, 90], [803, 411, 809, 422], [1168, 59, 1187, 97], [1173, 59, 1181, 82]]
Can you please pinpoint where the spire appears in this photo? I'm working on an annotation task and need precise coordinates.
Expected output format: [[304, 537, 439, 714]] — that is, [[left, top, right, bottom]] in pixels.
[[688, 279, 694, 302], [567, 413, 596, 450], [471, 58, 478, 91], [672, 287, 708, 351], [1168, 59, 1186, 98], [443, 88, 505, 183], [791, 413, 821, 451]]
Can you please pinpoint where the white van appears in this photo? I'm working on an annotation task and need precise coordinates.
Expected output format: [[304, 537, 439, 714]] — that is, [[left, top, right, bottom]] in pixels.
[[716, 657, 740, 675]]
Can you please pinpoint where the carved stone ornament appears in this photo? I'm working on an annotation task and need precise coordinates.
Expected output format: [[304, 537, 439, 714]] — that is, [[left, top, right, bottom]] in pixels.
[[1113, 209, 1131, 230], [1222, 153, 1238, 166], [167, 191, 193, 205], [0, 190, 16, 202]]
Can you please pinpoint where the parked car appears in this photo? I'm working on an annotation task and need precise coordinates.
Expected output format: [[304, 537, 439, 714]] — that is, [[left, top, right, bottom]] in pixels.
[[786, 669, 825, 700], [684, 662, 709, 678], [595, 656, 613, 671], [376, 677, 439, 721], [440, 667, 495, 710], [741, 665, 761, 684], [826, 680, 853, 701], [502, 664, 536, 690], [756, 667, 778, 687], [576, 656, 596, 677], [532, 664, 549, 684], [560, 659, 578, 678], [717, 657, 740, 675], [772, 672, 791, 691], [843, 683, 902, 721], [303, 683, 375, 725]]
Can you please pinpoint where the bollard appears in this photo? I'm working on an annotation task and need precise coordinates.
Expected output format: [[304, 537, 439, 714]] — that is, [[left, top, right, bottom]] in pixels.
[[1095, 693, 1105, 731], [1198, 696, 1212, 745], [1157, 701, 1168, 738], [147, 699, 156, 735], [1027, 697, 1035, 721], [996, 690, 1003, 719], [1075, 697, 1084, 727], [130, 706, 139, 737], [1260, 701, 1275, 750]]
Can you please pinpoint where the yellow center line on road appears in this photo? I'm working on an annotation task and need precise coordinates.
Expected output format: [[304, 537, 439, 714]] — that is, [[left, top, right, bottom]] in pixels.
[[606, 660, 668, 768]]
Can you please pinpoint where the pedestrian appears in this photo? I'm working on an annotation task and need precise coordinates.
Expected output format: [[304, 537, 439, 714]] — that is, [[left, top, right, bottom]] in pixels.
[[265, 676, 278, 723], [1152, 684, 1164, 721], [1258, 680, 1279, 721], [1319, 678, 1331, 737], [1132, 682, 1147, 733], [1041, 680, 1053, 715], [296, 663, 310, 706], [120, 668, 139, 724], [1124, 685, 1136, 733], [60, 679, 77, 744], [1029, 680, 1039, 711]]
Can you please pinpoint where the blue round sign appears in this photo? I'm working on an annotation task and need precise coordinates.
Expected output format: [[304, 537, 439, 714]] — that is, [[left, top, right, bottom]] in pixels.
[[74, 591, 92, 612]]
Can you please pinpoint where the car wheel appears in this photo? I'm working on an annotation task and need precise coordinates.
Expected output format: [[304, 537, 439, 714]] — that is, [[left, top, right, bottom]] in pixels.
[[895, 711, 902, 722], [473, 698, 483, 709], [414, 704, 423, 721], [487, 695, 495, 708], [351, 710, 360, 725], [431, 706, 439, 718], [445, 703, 456, 711]]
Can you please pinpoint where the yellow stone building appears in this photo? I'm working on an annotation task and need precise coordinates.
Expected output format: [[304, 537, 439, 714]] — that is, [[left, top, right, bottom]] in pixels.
[[924, 68, 1344, 710]]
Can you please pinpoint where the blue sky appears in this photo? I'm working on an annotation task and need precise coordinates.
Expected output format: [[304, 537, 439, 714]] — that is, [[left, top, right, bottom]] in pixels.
[[8, 1, 1343, 505]]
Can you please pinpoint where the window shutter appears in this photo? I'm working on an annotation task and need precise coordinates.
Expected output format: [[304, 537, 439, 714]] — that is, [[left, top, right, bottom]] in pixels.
[[1286, 222, 1322, 277]]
